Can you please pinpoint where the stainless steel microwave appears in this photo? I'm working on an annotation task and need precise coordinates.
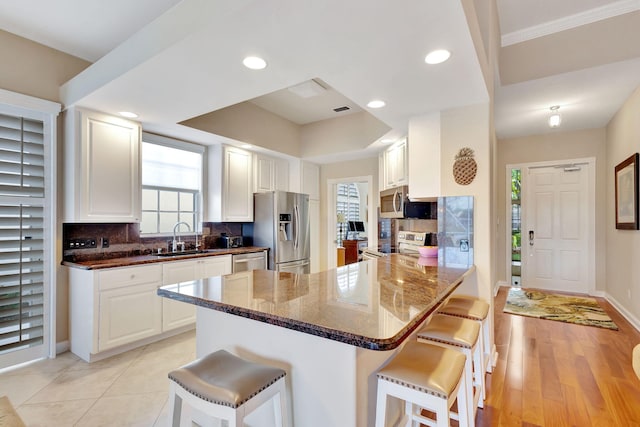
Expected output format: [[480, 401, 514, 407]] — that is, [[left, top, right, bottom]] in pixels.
[[380, 186, 407, 218]]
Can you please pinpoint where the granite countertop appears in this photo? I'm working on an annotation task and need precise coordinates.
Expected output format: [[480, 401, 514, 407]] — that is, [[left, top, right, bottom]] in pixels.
[[62, 246, 269, 270], [158, 254, 475, 351]]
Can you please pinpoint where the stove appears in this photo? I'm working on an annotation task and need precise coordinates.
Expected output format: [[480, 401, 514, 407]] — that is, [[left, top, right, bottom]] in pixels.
[[397, 231, 426, 255]]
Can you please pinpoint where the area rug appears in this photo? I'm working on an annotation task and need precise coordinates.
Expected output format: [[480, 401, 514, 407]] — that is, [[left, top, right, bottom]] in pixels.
[[504, 288, 618, 330]]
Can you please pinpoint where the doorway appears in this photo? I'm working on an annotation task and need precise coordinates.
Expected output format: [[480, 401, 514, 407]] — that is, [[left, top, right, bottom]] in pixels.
[[327, 176, 374, 269], [506, 158, 595, 294]]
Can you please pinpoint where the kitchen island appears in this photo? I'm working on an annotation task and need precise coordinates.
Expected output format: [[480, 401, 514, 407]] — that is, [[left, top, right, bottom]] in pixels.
[[158, 254, 474, 426]]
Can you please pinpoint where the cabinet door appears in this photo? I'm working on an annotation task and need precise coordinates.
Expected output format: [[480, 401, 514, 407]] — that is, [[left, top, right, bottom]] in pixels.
[[255, 155, 275, 193], [78, 109, 141, 222], [198, 255, 232, 278], [223, 146, 253, 221], [384, 140, 407, 188], [98, 282, 162, 351], [162, 260, 198, 285]]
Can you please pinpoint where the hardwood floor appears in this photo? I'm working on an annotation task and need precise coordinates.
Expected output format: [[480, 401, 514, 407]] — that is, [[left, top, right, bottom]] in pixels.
[[475, 287, 640, 426]]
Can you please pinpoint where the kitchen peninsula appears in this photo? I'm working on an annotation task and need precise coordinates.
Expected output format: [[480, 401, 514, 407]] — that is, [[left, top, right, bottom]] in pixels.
[[158, 254, 474, 426]]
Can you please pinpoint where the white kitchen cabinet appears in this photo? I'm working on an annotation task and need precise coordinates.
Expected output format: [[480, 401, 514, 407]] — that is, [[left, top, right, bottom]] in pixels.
[[68, 264, 163, 361], [383, 139, 407, 189], [98, 281, 162, 352], [254, 153, 289, 193], [207, 145, 253, 222], [64, 106, 141, 222], [407, 112, 441, 198], [161, 255, 231, 331], [301, 161, 320, 201]]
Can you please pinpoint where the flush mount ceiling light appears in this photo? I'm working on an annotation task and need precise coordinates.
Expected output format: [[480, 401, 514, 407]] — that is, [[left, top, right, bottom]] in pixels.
[[425, 49, 451, 65], [548, 105, 561, 128], [118, 111, 138, 118], [242, 56, 267, 70], [367, 100, 386, 109]]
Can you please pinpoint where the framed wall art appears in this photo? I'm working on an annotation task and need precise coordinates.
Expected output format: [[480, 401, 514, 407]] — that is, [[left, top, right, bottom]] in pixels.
[[615, 153, 639, 230]]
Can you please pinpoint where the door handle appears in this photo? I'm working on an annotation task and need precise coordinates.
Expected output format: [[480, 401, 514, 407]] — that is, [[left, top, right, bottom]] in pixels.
[[392, 190, 399, 213], [529, 230, 534, 246]]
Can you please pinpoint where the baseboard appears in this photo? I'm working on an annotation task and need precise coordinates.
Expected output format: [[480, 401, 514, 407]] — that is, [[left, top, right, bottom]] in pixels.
[[605, 293, 640, 333], [56, 340, 70, 355], [494, 281, 509, 296]]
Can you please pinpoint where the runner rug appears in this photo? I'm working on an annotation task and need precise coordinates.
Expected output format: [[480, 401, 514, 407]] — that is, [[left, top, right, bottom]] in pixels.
[[504, 287, 618, 330]]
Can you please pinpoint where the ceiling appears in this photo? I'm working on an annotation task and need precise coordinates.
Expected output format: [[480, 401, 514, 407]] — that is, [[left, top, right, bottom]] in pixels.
[[1, 1, 640, 155]]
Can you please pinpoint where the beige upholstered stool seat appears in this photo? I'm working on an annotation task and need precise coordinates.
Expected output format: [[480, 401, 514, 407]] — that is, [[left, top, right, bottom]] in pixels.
[[439, 296, 489, 321], [418, 314, 480, 349], [0, 396, 26, 427], [376, 340, 470, 426], [168, 350, 288, 426]]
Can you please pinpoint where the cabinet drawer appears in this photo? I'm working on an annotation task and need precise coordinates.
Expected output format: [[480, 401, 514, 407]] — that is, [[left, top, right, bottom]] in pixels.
[[98, 264, 162, 291]]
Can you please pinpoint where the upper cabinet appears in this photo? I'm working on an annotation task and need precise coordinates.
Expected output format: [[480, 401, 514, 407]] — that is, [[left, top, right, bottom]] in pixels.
[[301, 161, 320, 201], [254, 153, 289, 193], [407, 113, 441, 199], [207, 145, 253, 222], [381, 139, 408, 190], [64, 107, 141, 223]]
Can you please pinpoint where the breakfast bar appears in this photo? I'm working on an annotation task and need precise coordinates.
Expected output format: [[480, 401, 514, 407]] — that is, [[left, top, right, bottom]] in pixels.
[[158, 254, 474, 426]]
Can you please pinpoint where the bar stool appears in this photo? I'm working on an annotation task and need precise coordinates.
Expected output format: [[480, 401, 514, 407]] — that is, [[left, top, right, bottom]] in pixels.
[[376, 340, 470, 427], [417, 313, 485, 419], [439, 295, 492, 373], [168, 350, 288, 427]]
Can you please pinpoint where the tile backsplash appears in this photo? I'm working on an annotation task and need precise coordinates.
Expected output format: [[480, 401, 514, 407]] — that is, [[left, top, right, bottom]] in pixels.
[[63, 222, 249, 261]]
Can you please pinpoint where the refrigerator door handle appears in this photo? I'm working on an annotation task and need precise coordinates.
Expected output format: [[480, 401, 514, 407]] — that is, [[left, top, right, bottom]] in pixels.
[[294, 204, 299, 249]]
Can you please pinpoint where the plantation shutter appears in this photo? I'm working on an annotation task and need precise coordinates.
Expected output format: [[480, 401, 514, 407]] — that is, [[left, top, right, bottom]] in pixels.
[[0, 113, 45, 355]]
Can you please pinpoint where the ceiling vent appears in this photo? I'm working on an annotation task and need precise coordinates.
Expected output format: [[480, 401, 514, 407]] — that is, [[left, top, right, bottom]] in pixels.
[[333, 106, 351, 112], [287, 79, 328, 98]]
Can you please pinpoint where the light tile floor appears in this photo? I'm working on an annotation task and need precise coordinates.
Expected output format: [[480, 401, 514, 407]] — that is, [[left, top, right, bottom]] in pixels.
[[0, 330, 196, 426]]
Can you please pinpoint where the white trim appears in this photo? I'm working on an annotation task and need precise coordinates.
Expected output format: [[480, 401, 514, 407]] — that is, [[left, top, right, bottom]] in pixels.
[[326, 176, 375, 269], [56, 340, 70, 355], [0, 88, 61, 114], [501, 0, 640, 46], [142, 131, 205, 154], [505, 158, 596, 294], [605, 292, 640, 333], [495, 281, 509, 296]]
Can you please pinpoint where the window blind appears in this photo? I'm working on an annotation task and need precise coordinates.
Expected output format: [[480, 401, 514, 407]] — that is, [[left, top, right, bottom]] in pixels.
[[0, 112, 45, 355]]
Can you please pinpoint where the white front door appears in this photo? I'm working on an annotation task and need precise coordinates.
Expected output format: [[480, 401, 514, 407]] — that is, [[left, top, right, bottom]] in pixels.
[[523, 164, 590, 293]]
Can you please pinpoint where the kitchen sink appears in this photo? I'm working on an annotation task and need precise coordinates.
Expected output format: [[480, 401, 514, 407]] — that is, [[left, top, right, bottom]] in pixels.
[[156, 249, 221, 257]]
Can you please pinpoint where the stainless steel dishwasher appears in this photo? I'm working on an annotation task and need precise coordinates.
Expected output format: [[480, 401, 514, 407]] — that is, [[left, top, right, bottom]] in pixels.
[[232, 251, 267, 273]]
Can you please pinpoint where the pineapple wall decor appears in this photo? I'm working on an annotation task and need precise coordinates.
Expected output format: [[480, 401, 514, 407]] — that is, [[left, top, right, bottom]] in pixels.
[[453, 147, 477, 185]]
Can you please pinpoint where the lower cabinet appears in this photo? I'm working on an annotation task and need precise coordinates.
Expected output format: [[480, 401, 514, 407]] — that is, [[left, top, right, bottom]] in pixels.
[[98, 281, 163, 351], [68, 255, 232, 362], [161, 256, 232, 331]]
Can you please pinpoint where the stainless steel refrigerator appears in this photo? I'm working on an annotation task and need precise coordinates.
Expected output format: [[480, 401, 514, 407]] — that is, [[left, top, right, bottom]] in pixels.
[[253, 191, 310, 274]]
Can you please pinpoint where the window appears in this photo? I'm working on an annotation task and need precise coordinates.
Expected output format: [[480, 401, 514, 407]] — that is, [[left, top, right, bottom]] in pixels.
[[140, 133, 204, 235], [336, 183, 360, 243], [0, 100, 56, 368]]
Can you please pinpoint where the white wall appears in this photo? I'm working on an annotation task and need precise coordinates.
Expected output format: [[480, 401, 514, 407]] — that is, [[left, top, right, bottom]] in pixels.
[[606, 85, 640, 326]]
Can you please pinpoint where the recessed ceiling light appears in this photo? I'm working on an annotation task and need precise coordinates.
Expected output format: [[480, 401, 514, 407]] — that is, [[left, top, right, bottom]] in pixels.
[[367, 100, 386, 109], [118, 111, 138, 118], [241, 144, 252, 149], [425, 49, 451, 65], [548, 105, 561, 128], [242, 56, 267, 70]]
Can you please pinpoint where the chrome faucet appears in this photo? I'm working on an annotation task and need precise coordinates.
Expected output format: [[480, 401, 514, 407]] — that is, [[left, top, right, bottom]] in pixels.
[[172, 221, 191, 252]]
